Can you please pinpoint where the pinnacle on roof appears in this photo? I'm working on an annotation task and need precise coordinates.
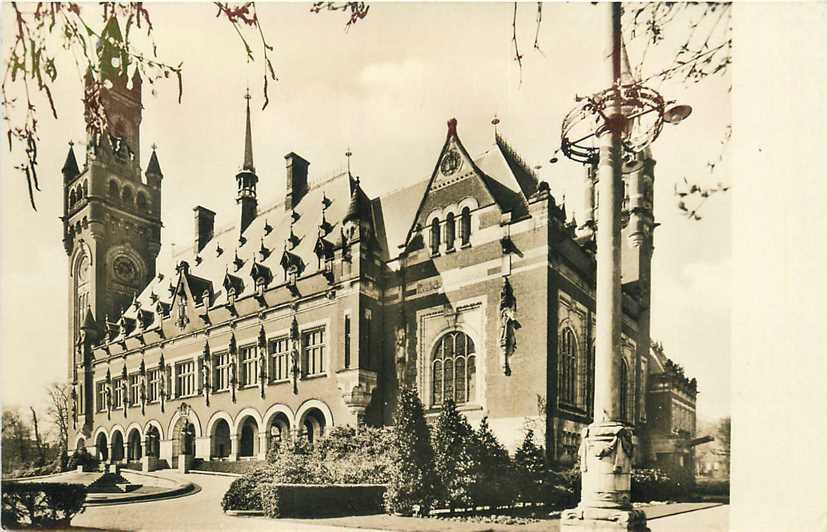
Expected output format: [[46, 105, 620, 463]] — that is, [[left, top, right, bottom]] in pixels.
[[620, 37, 636, 85], [62, 144, 80, 179], [80, 305, 97, 330], [146, 147, 163, 177], [242, 89, 255, 173], [344, 180, 371, 225]]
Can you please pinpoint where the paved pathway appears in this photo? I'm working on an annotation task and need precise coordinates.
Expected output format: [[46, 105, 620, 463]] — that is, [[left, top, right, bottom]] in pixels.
[[72, 470, 728, 532], [72, 470, 376, 532]]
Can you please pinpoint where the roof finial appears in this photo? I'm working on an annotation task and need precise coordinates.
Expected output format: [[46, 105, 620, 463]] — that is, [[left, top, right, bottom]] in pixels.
[[491, 114, 500, 136], [345, 147, 352, 175], [447, 117, 458, 138], [242, 88, 255, 173], [151, 142, 157, 151], [68, 140, 75, 148]]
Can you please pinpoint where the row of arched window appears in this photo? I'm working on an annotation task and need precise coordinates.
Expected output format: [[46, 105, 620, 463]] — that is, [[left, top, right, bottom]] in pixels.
[[108, 180, 150, 212], [430, 207, 472, 255], [68, 181, 88, 208], [558, 326, 632, 422]]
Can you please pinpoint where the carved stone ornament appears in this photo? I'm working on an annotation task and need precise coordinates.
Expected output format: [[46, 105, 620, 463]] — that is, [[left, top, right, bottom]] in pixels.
[[395, 325, 407, 384], [498, 277, 519, 376]]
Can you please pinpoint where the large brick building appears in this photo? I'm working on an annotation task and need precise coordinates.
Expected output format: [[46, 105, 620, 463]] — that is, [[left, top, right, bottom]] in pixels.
[[64, 18, 696, 471]]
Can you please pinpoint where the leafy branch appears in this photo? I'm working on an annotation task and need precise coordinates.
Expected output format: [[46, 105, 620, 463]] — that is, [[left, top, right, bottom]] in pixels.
[[310, 2, 370, 31]]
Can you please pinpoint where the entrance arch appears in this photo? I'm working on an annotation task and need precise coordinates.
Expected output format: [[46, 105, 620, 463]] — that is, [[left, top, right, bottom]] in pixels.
[[171, 417, 196, 461], [111, 431, 125, 462], [127, 428, 143, 461], [145, 425, 161, 458], [211, 418, 232, 459], [237, 416, 259, 458], [300, 408, 326, 444], [267, 412, 291, 452], [95, 432, 108, 461]]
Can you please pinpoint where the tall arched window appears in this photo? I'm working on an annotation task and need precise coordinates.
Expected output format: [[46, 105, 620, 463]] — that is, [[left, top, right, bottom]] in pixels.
[[460, 207, 471, 245], [137, 191, 148, 212], [445, 213, 456, 250], [620, 358, 629, 423], [122, 187, 133, 207], [108, 180, 119, 199], [432, 331, 476, 406], [559, 327, 577, 405], [430, 218, 441, 255], [75, 254, 90, 343]]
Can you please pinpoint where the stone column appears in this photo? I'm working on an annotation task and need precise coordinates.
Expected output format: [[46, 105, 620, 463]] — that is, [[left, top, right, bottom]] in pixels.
[[229, 434, 239, 462], [561, 4, 647, 531], [257, 432, 269, 461]]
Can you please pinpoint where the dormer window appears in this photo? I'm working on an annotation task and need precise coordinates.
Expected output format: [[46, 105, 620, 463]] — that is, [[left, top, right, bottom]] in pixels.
[[227, 287, 237, 306], [256, 276, 267, 298], [201, 289, 211, 307], [287, 265, 298, 287]]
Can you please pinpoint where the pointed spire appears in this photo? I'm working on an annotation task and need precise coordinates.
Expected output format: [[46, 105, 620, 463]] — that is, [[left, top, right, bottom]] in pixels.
[[62, 143, 80, 180], [146, 145, 163, 178], [620, 38, 636, 85], [81, 305, 97, 330], [242, 88, 255, 173]]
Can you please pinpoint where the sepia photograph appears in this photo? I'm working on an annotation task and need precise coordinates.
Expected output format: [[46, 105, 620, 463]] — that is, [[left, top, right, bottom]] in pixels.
[[0, 2, 823, 531]]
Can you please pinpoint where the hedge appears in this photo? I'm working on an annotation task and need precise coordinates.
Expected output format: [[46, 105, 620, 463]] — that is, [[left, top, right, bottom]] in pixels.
[[1, 482, 87, 529], [220, 470, 272, 512], [257, 484, 386, 518]]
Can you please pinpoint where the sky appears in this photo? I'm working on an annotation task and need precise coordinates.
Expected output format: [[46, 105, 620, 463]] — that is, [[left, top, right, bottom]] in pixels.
[[0, 3, 731, 426]]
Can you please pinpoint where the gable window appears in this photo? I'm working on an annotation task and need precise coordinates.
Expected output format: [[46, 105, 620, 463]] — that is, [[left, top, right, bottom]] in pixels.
[[128, 374, 139, 406], [302, 328, 326, 377], [460, 207, 472, 246], [559, 327, 578, 406], [269, 337, 289, 382], [239, 345, 258, 387], [445, 213, 456, 250], [431, 331, 476, 406], [213, 352, 230, 391], [620, 358, 629, 423], [96, 381, 107, 412], [175, 360, 196, 398], [147, 368, 160, 402], [430, 218, 441, 255]]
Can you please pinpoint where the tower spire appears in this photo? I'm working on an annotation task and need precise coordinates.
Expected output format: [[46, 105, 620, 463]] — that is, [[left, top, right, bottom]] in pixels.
[[243, 88, 255, 173]]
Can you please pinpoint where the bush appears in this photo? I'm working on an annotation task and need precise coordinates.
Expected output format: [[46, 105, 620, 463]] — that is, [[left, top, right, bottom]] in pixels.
[[384, 386, 436, 516], [317, 426, 394, 485], [221, 469, 273, 512], [1, 482, 87, 529], [66, 448, 99, 472], [471, 417, 517, 508], [632, 468, 689, 502], [513, 429, 547, 503], [694, 478, 729, 497], [258, 483, 386, 518], [431, 400, 479, 510], [7, 461, 62, 480]]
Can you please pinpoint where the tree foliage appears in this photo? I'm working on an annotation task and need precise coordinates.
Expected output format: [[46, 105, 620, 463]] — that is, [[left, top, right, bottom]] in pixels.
[[384, 386, 436, 516], [431, 399, 479, 510], [46, 383, 70, 467]]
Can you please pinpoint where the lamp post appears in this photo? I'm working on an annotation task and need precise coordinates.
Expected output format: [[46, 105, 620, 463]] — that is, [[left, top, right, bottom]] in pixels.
[[558, 3, 690, 531]]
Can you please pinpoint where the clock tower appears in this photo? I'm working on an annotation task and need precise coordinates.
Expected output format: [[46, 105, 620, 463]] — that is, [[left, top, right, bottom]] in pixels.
[[62, 16, 163, 383]]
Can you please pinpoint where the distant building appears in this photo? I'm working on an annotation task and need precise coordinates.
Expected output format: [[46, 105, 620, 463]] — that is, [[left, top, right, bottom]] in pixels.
[[643, 341, 702, 481], [63, 17, 698, 472]]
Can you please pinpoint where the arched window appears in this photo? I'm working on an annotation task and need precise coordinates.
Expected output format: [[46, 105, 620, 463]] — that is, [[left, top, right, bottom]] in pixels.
[[559, 327, 577, 405], [460, 207, 471, 245], [137, 191, 148, 212], [122, 187, 133, 207], [108, 180, 119, 199], [432, 331, 476, 406], [82, 180, 88, 197], [69, 189, 77, 206], [620, 358, 629, 423], [445, 213, 456, 250], [430, 218, 441, 255]]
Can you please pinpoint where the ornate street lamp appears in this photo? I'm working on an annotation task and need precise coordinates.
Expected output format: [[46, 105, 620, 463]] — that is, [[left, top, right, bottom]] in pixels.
[[558, 4, 690, 532]]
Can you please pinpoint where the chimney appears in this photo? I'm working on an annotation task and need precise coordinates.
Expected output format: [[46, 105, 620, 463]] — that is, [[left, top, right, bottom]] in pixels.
[[193, 206, 216, 253], [284, 152, 310, 211]]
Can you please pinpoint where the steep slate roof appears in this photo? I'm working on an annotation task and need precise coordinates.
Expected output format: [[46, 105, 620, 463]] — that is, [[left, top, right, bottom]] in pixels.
[[108, 125, 552, 339]]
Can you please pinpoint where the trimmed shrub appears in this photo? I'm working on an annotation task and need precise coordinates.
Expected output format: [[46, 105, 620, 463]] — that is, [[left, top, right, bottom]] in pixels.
[[431, 400, 479, 510], [66, 448, 100, 473], [1, 482, 87, 529], [221, 468, 273, 512], [384, 386, 436, 516], [632, 467, 690, 502], [318, 426, 394, 485], [694, 478, 729, 497], [192, 460, 262, 475], [258, 483, 385, 518]]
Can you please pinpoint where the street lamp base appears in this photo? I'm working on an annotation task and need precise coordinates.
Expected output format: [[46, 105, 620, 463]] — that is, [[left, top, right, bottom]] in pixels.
[[561, 507, 648, 531]]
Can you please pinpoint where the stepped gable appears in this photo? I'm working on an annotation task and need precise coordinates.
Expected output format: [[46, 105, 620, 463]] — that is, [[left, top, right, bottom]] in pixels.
[[113, 170, 353, 335]]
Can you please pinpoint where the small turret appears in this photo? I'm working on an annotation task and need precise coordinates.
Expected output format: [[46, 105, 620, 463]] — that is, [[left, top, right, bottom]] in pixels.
[[62, 144, 80, 182], [145, 146, 163, 186], [236, 90, 258, 233]]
